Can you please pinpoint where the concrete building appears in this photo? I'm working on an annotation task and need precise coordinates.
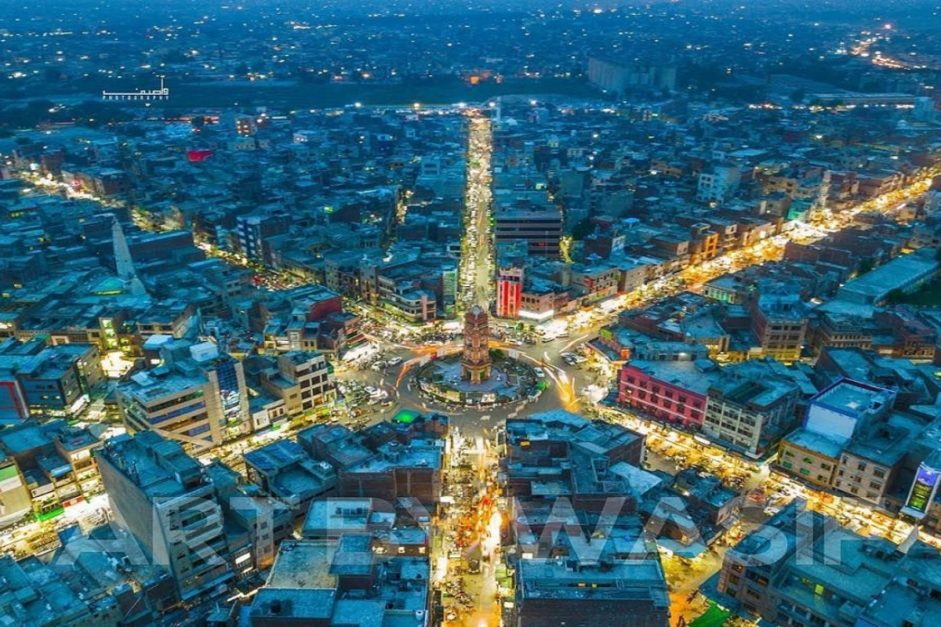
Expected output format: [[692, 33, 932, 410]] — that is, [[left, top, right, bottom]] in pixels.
[[618, 359, 720, 430], [836, 249, 939, 306], [249, 536, 430, 627], [503, 410, 665, 626], [0, 338, 103, 421], [496, 265, 524, 319], [96, 431, 234, 602], [246, 350, 336, 420], [697, 164, 741, 203], [117, 369, 227, 451], [0, 453, 31, 527], [244, 439, 337, 519], [777, 379, 895, 488], [703, 365, 800, 458], [718, 500, 941, 627], [749, 286, 809, 364], [513, 557, 670, 627], [494, 202, 563, 257]]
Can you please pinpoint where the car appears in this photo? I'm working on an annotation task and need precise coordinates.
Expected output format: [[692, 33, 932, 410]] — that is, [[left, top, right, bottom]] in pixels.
[[387, 356, 403, 367], [533, 367, 546, 378]]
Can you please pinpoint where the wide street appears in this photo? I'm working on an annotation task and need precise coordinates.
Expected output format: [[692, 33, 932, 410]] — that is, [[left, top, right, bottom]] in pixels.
[[459, 113, 495, 312]]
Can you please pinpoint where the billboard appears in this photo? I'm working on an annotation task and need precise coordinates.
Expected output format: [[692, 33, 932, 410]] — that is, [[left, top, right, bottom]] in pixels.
[[901, 461, 941, 519]]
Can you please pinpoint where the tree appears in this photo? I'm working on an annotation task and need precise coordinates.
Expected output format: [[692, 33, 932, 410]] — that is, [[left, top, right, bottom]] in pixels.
[[571, 217, 595, 240]]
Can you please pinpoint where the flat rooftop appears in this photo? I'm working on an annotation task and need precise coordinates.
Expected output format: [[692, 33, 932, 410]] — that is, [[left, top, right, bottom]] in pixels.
[[813, 379, 892, 416]]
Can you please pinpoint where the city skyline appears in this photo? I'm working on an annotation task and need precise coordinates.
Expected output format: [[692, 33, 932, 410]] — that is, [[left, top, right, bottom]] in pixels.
[[1, 1, 941, 626]]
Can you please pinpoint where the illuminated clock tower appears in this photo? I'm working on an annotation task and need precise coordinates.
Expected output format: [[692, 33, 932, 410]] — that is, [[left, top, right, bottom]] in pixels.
[[462, 305, 492, 384]]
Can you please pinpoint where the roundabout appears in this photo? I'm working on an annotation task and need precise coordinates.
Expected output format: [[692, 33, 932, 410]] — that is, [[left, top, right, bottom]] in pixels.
[[413, 349, 544, 407], [411, 305, 545, 408]]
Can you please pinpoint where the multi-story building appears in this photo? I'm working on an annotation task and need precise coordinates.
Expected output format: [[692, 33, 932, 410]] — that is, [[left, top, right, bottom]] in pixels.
[[117, 369, 226, 451], [618, 358, 720, 430], [718, 500, 941, 626], [496, 265, 524, 319], [0, 420, 102, 520], [703, 363, 800, 458], [339, 439, 444, 507], [777, 379, 896, 488], [750, 287, 809, 364], [96, 431, 234, 602], [696, 164, 741, 203], [831, 410, 923, 508], [494, 202, 563, 257], [244, 439, 337, 519], [236, 213, 290, 263], [571, 263, 620, 304], [117, 339, 251, 450], [513, 557, 670, 627], [502, 410, 665, 626], [0, 554, 126, 625], [0, 452, 31, 527], [258, 351, 336, 417], [249, 536, 431, 627], [0, 338, 103, 420], [373, 262, 439, 322]]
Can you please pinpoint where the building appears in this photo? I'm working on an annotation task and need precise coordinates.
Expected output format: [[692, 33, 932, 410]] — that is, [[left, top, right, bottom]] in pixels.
[[339, 438, 444, 507], [496, 265, 524, 319], [777, 379, 896, 488], [0, 453, 31, 527], [503, 410, 665, 626], [243, 350, 336, 422], [494, 202, 563, 257], [749, 286, 809, 364], [302, 497, 396, 539], [697, 165, 741, 203], [236, 213, 290, 263], [244, 439, 337, 518], [718, 500, 941, 626], [618, 359, 719, 429], [835, 249, 939, 306], [116, 339, 251, 449], [0, 338, 103, 421], [586, 57, 677, 95], [0, 554, 124, 626], [513, 557, 670, 627], [0, 420, 102, 520], [96, 431, 234, 602], [270, 351, 335, 416], [462, 305, 491, 383], [249, 536, 430, 627], [116, 369, 227, 451], [703, 365, 800, 458]]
